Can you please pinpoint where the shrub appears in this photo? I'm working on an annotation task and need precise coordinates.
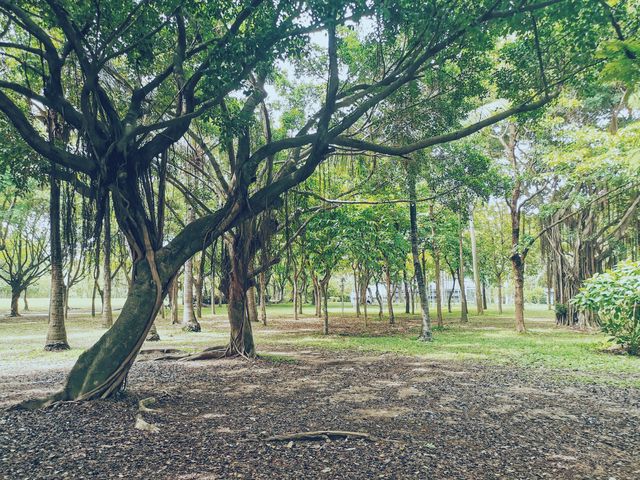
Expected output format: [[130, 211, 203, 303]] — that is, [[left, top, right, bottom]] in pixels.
[[573, 260, 640, 355]]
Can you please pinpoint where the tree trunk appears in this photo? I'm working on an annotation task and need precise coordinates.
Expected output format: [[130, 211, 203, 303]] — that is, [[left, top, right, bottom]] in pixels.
[[170, 278, 179, 324], [182, 208, 201, 332], [195, 259, 204, 319], [313, 274, 321, 318], [23, 289, 29, 312], [384, 262, 395, 324], [247, 286, 259, 323], [182, 256, 201, 332], [497, 279, 503, 314], [403, 269, 410, 314], [447, 270, 456, 313], [91, 278, 98, 317], [407, 166, 432, 341], [220, 228, 257, 357], [293, 272, 299, 320], [458, 225, 468, 323], [468, 205, 483, 315], [375, 279, 383, 321], [482, 282, 488, 310], [512, 257, 526, 333], [9, 287, 21, 317], [146, 321, 160, 342], [20, 258, 167, 409], [227, 279, 255, 357], [433, 252, 443, 327], [102, 194, 114, 329], [321, 278, 330, 335], [45, 174, 69, 350], [353, 266, 360, 317], [259, 271, 267, 325]]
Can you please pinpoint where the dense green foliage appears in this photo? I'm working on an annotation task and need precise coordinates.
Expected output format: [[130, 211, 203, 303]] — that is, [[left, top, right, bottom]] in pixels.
[[574, 260, 640, 355]]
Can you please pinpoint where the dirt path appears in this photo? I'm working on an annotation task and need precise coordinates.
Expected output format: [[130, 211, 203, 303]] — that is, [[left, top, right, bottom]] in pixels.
[[1, 348, 639, 479]]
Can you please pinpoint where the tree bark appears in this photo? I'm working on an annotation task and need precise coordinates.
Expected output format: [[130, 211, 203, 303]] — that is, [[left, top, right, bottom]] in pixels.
[[458, 224, 468, 323], [429, 206, 443, 327], [407, 165, 432, 341], [102, 193, 114, 329], [247, 286, 259, 323], [23, 289, 29, 312], [497, 278, 503, 314], [468, 205, 483, 315], [259, 271, 267, 325], [9, 287, 21, 317], [195, 256, 205, 319], [321, 276, 330, 335], [512, 258, 526, 333], [170, 278, 179, 324], [447, 270, 456, 313], [45, 173, 69, 350], [384, 261, 395, 324], [182, 210, 201, 332], [403, 269, 410, 314]]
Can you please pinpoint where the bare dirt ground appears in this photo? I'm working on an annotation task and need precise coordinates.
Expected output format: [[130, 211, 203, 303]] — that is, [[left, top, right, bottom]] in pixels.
[[1, 341, 639, 479]]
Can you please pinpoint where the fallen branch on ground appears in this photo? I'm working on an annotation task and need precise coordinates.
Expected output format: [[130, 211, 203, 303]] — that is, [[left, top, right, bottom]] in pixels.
[[261, 430, 378, 442]]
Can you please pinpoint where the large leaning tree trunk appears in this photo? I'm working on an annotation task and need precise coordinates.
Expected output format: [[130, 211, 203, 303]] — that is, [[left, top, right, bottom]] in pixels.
[[407, 165, 432, 341], [45, 169, 70, 350]]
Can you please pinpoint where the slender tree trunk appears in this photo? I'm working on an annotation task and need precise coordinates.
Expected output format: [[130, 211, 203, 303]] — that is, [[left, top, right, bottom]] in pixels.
[[195, 257, 205, 319], [403, 269, 410, 314], [293, 272, 299, 320], [458, 224, 468, 323], [91, 278, 98, 317], [407, 166, 432, 341], [482, 282, 488, 310], [468, 205, 483, 315], [23, 289, 29, 312], [313, 275, 321, 317], [182, 209, 201, 332], [497, 279, 503, 314], [385, 262, 395, 324], [321, 278, 330, 335], [375, 279, 383, 321], [433, 254, 443, 327], [410, 280, 416, 315], [447, 271, 456, 313], [170, 278, 179, 324], [45, 173, 69, 350], [353, 266, 360, 317], [102, 194, 113, 328]]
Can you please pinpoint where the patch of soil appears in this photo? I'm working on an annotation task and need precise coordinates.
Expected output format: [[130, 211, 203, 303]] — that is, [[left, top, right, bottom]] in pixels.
[[1, 349, 639, 479]]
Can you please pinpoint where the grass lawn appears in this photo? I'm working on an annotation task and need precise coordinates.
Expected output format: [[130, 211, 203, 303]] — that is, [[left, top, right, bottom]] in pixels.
[[0, 299, 638, 386]]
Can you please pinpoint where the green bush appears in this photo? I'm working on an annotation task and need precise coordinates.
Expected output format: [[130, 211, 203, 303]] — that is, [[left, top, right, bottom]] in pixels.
[[573, 260, 640, 355]]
